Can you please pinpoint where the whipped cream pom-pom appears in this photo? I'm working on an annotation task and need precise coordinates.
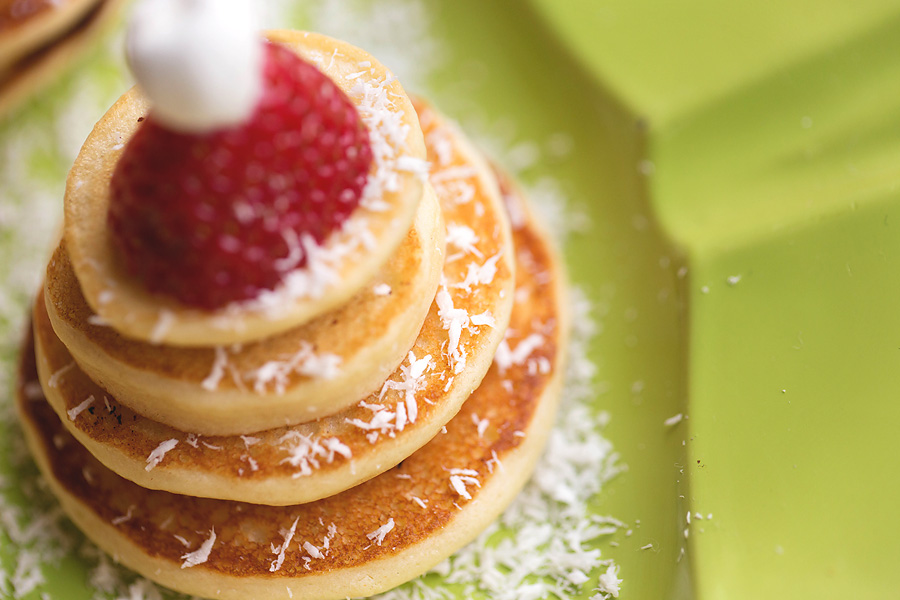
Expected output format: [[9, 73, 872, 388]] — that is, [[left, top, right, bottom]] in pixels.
[[126, 0, 263, 133]]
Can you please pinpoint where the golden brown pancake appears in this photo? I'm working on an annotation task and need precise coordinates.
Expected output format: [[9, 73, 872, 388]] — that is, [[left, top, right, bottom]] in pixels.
[[34, 100, 517, 505], [45, 185, 445, 434], [64, 31, 429, 347], [0, 0, 124, 119], [18, 159, 568, 599]]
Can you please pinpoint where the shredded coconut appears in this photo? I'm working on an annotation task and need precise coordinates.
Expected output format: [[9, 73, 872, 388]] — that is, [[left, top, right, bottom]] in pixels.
[[66, 395, 95, 421], [47, 361, 75, 388], [494, 333, 545, 374], [149, 309, 176, 344], [246, 341, 342, 394], [269, 517, 299, 573], [303, 541, 324, 559], [366, 518, 395, 546], [201, 346, 229, 391], [472, 414, 489, 438], [145, 439, 178, 471], [434, 285, 490, 374], [445, 223, 483, 261], [664, 413, 685, 427], [111, 505, 135, 526], [279, 432, 352, 477], [452, 252, 502, 293], [181, 528, 216, 569], [447, 468, 481, 501], [592, 564, 623, 599]]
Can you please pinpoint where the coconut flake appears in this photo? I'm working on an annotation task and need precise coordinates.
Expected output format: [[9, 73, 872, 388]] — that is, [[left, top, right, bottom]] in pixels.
[[469, 311, 496, 327], [445, 224, 483, 261], [47, 361, 76, 388], [149, 309, 175, 344], [240, 435, 261, 448], [593, 564, 623, 598], [10, 550, 44, 597], [279, 432, 351, 477], [111, 505, 135, 526], [494, 333, 545, 374], [22, 380, 43, 401], [201, 346, 229, 391], [664, 413, 684, 427], [269, 517, 299, 573], [448, 468, 481, 501], [66, 395, 95, 421], [378, 351, 434, 430], [453, 252, 502, 292], [472, 414, 489, 438], [366, 518, 395, 546], [302, 541, 324, 559], [247, 341, 342, 394], [181, 528, 216, 569], [435, 287, 471, 373], [145, 439, 178, 471]]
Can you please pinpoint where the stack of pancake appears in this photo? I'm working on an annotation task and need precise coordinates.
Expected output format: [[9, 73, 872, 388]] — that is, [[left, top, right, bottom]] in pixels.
[[16, 30, 568, 599]]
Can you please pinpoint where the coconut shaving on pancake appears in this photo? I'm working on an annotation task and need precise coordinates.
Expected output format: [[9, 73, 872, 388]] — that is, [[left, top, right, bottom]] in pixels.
[[45, 184, 445, 434], [63, 31, 429, 347], [18, 155, 567, 599], [35, 101, 516, 505]]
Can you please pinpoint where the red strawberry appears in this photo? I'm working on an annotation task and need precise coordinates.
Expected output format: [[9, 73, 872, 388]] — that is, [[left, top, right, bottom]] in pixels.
[[108, 41, 373, 310]]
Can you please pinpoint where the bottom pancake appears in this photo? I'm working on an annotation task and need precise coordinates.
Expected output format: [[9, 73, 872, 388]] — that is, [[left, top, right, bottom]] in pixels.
[[16, 171, 568, 600]]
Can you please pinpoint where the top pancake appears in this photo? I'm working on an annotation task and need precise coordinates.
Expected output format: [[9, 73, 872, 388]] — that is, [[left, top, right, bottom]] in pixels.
[[63, 30, 428, 346], [16, 158, 569, 600]]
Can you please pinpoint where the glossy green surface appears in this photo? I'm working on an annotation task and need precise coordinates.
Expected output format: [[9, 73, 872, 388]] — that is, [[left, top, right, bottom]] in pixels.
[[530, 1, 900, 598]]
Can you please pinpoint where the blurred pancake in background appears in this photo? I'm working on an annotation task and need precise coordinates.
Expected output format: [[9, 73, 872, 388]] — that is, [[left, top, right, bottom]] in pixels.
[[0, 0, 125, 119]]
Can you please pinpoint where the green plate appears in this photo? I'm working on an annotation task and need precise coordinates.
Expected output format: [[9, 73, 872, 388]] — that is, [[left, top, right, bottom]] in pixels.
[[529, 1, 900, 599]]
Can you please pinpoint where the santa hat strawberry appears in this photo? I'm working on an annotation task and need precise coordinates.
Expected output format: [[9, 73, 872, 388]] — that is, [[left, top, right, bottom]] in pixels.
[[110, 0, 373, 309]]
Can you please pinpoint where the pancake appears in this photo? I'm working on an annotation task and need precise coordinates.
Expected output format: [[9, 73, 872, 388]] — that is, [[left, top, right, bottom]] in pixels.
[[45, 184, 445, 434], [1, 0, 99, 72], [64, 30, 429, 347], [34, 100, 517, 504], [17, 158, 568, 599], [0, 0, 124, 119]]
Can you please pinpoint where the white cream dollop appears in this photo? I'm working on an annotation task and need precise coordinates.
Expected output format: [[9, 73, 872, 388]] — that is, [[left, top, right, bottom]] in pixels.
[[126, 0, 263, 133]]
